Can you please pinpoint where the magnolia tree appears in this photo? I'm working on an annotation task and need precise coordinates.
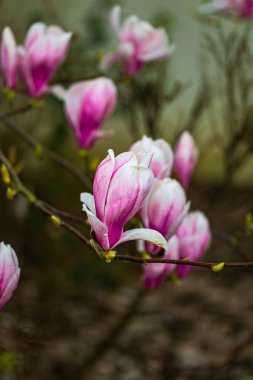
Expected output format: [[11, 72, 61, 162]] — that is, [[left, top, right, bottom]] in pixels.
[[0, 2, 253, 374]]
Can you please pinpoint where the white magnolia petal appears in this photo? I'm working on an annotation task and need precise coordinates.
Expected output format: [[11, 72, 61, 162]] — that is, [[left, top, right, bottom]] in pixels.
[[82, 203, 110, 251], [113, 228, 168, 250], [50, 84, 67, 100], [80, 192, 96, 214]]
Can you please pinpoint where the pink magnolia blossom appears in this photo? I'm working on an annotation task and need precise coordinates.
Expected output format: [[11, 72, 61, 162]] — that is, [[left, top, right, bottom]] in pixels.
[[18, 22, 72, 98], [101, 5, 175, 76], [176, 211, 212, 279], [174, 131, 198, 189], [143, 236, 179, 290], [81, 149, 168, 251], [0, 242, 20, 310], [130, 135, 173, 179], [140, 178, 190, 254], [0, 27, 18, 90], [200, 0, 253, 19], [53, 77, 117, 149]]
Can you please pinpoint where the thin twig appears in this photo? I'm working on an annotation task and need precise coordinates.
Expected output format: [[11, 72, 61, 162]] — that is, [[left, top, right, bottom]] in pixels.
[[115, 255, 253, 269], [0, 149, 90, 247], [0, 149, 253, 271], [39, 200, 86, 225], [0, 107, 92, 190]]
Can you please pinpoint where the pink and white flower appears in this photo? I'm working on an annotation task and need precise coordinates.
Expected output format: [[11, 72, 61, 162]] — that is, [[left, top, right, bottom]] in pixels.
[[18, 22, 72, 97], [1, 27, 18, 90], [0, 242, 20, 310], [102, 5, 175, 76], [81, 149, 168, 251], [200, 0, 253, 19], [140, 178, 190, 254], [176, 211, 212, 279], [143, 236, 179, 289], [174, 131, 198, 189], [130, 136, 174, 179], [53, 77, 117, 149]]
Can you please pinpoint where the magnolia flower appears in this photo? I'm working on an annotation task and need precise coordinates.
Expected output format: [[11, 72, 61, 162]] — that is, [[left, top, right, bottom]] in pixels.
[[140, 178, 190, 254], [176, 211, 212, 279], [0, 242, 20, 310], [0, 27, 18, 90], [18, 22, 72, 97], [130, 135, 173, 179], [143, 236, 179, 289], [81, 149, 168, 251], [174, 132, 198, 189], [200, 0, 253, 19], [101, 5, 175, 76], [52, 77, 117, 149]]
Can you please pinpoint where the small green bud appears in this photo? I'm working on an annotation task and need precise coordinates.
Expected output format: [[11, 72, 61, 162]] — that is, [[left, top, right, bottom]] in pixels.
[[78, 149, 89, 158], [1, 164, 11, 185], [142, 252, 151, 260], [35, 144, 43, 159], [26, 191, 36, 203], [51, 215, 61, 227], [212, 262, 225, 272], [104, 250, 116, 263], [6, 187, 15, 200]]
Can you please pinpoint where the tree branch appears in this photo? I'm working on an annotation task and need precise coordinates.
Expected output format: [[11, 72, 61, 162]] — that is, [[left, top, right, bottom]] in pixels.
[[0, 148, 253, 271], [0, 149, 91, 247], [0, 107, 92, 190]]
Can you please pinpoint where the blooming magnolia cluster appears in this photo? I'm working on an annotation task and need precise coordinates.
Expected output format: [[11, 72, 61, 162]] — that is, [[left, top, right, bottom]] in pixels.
[[81, 149, 168, 251], [81, 134, 211, 290], [200, 0, 253, 19], [102, 6, 175, 76], [0, 242, 20, 310], [52, 77, 117, 149], [130, 135, 211, 289], [1, 23, 72, 97], [0, 6, 176, 150], [0, 5, 212, 298]]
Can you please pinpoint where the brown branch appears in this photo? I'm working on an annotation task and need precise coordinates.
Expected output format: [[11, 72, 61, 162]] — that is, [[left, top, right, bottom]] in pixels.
[[0, 107, 92, 190], [39, 200, 86, 225], [115, 255, 253, 269], [0, 148, 253, 271], [0, 149, 90, 247]]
